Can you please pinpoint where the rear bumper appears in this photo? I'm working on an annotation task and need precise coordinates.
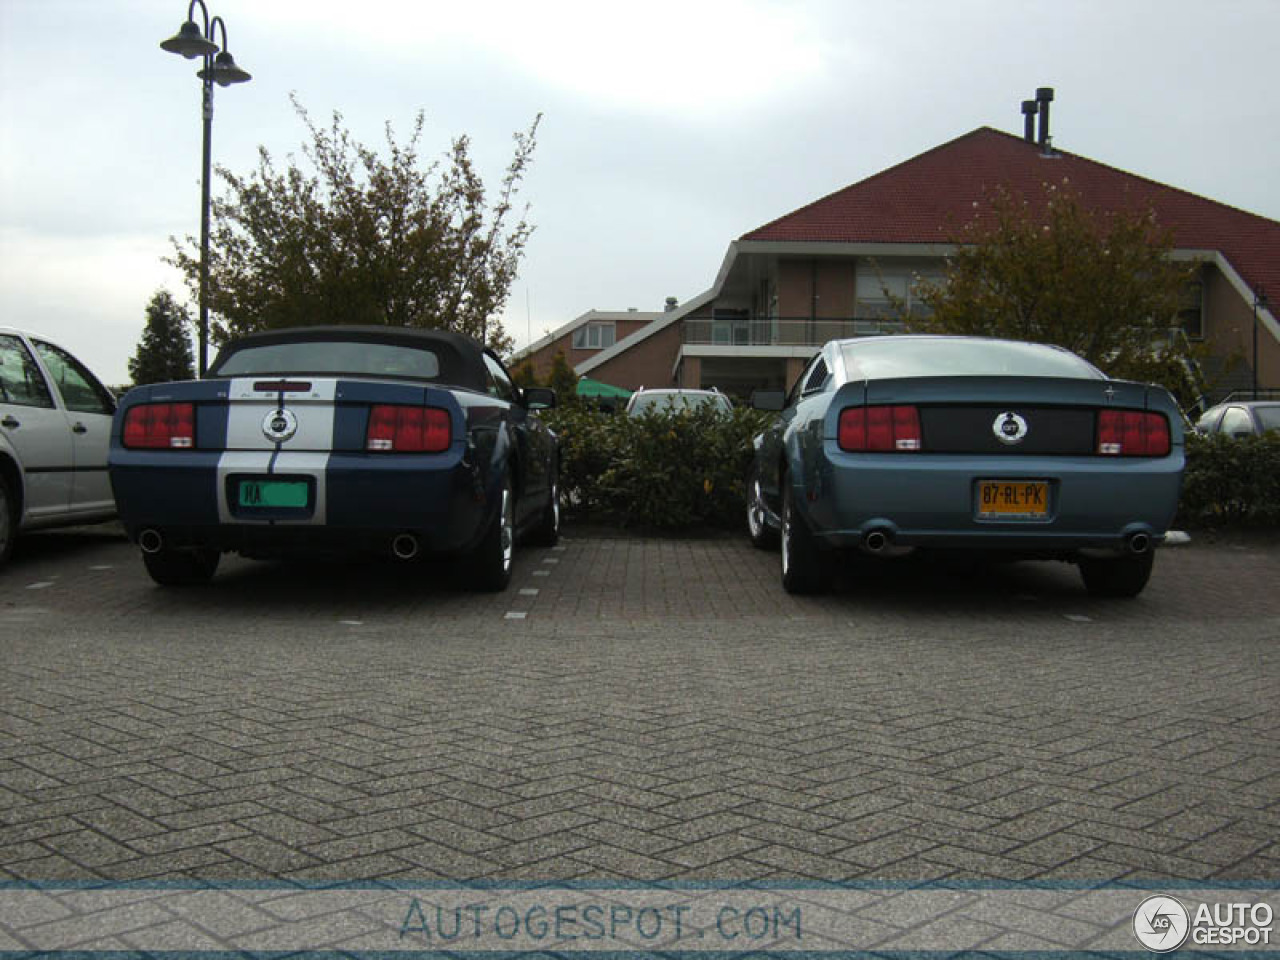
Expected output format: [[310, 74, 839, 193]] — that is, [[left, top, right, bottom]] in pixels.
[[109, 449, 493, 558], [801, 448, 1184, 555]]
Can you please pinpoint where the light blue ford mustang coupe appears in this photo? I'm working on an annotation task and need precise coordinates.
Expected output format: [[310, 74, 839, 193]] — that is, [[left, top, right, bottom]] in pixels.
[[109, 326, 559, 591], [746, 336, 1185, 597]]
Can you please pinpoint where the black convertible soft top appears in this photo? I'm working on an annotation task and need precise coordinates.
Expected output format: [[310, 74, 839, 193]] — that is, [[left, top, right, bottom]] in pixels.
[[209, 326, 491, 392]]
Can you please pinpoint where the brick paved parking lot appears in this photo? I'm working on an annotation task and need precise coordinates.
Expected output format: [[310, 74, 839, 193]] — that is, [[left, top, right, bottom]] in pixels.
[[1, 524, 1278, 884]]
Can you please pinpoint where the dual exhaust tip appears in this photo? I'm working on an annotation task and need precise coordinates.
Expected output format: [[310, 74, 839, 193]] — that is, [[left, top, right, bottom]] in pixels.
[[140, 527, 426, 561], [858, 527, 1153, 557]]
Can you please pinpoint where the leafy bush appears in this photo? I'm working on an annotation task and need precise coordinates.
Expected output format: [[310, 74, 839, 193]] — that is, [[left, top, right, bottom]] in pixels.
[[1178, 431, 1280, 527], [543, 405, 775, 530]]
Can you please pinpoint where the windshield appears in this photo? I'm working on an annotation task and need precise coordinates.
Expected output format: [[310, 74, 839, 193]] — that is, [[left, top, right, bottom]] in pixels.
[[840, 338, 1105, 381], [630, 392, 732, 415], [213, 341, 442, 380]]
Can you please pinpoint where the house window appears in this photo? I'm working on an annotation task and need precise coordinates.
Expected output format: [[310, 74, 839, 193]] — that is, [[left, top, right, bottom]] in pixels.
[[1178, 280, 1204, 341], [856, 268, 940, 319], [572, 323, 615, 350]]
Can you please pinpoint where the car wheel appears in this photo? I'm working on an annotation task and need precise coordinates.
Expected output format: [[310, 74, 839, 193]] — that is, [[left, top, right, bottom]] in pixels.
[[747, 473, 779, 550], [781, 480, 826, 595], [0, 473, 15, 566], [142, 546, 220, 586], [1078, 551, 1155, 598], [526, 468, 560, 547], [470, 474, 514, 592]]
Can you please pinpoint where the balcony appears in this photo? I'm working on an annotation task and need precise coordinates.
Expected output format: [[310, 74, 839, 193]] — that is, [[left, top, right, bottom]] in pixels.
[[682, 317, 907, 347]]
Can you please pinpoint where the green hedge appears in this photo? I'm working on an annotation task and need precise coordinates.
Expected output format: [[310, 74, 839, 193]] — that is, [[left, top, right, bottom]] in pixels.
[[1178, 431, 1280, 527], [544, 407, 1280, 532], [543, 406, 774, 530]]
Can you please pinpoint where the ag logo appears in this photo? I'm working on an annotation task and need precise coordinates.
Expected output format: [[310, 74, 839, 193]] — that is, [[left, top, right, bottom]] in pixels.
[[1133, 895, 1190, 952], [261, 408, 298, 443], [993, 411, 1029, 445]]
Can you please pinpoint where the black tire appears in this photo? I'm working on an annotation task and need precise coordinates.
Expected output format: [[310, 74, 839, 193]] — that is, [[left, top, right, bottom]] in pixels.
[[470, 474, 515, 592], [142, 546, 220, 586], [525, 467, 560, 548], [747, 471, 779, 550], [0, 472, 15, 567], [781, 480, 827, 595], [1078, 551, 1155, 598]]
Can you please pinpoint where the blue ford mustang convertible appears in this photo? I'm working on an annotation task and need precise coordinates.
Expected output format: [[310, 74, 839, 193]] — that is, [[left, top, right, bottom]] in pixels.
[[747, 336, 1185, 597], [109, 326, 559, 590]]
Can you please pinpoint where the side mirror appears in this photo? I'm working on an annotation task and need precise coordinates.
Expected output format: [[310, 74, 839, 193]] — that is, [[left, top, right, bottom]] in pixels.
[[750, 389, 785, 412], [524, 387, 557, 411]]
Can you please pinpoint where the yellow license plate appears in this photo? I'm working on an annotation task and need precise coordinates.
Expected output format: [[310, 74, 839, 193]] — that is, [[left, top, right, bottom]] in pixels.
[[978, 481, 1048, 519]]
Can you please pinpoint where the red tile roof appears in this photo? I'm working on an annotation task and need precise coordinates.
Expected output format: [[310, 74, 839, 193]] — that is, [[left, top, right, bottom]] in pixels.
[[743, 127, 1278, 305]]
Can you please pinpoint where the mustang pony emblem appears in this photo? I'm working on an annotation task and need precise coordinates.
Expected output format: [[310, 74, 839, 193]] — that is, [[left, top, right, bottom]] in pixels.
[[993, 411, 1029, 445], [262, 408, 298, 443]]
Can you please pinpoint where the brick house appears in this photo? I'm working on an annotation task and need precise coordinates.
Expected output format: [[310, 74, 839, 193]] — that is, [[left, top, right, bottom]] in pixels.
[[510, 307, 665, 382], [527, 121, 1280, 403]]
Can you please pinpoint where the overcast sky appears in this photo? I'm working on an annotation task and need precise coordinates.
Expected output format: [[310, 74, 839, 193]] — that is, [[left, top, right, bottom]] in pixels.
[[2, 0, 1279, 385]]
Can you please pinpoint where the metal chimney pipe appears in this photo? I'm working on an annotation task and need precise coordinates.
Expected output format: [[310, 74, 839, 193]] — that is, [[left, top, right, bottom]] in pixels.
[[1036, 87, 1055, 146], [1021, 100, 1038, 142]]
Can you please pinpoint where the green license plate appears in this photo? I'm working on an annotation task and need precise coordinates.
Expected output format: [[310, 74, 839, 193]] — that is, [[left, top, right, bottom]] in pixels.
[[238, 480, 308, 509]]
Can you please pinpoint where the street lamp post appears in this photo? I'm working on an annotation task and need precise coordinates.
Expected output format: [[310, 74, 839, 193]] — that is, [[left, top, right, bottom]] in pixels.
[[1254, 286, 1269, 401], [160, 1, 251, 378]]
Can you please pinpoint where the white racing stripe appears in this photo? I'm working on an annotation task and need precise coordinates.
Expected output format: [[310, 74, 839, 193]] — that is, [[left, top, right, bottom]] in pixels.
[[217, 378, 340, 526]]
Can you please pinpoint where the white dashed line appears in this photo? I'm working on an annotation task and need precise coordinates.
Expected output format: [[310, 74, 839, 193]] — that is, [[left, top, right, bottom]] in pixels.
[[89, 565, 114, 571], [504, 611, 527, 620], [542, 558, 560, 565], [26, 582, 54, 590], [1063, 613, 1093, 623], [519, 589, 539, 596], [339, 619, 364, 626], [532, 570, 551, 577]]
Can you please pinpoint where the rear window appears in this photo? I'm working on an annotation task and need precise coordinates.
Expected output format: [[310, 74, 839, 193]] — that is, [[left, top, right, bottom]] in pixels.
[[840, 337, 1105, 381], [213, 341, 441, 380], [1256, 405, 1280, 432], [630, 392, 732, 414]]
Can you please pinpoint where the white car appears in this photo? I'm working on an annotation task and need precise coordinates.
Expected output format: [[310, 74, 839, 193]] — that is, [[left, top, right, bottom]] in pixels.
[[625, 387, 733, 416], [0, 327, 117, 565]]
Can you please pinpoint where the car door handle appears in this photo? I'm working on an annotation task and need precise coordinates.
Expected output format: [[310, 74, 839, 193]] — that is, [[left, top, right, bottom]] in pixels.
[[1, 415, 18, 429], [72, 422, 88, 434]]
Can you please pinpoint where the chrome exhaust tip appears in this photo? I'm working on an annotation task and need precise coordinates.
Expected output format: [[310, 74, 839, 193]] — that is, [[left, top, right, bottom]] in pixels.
[[138, 529, 164, 555], [862, 529, 892, 554], [392, 534, 420, 561], [1127, 532, 1151, 556]]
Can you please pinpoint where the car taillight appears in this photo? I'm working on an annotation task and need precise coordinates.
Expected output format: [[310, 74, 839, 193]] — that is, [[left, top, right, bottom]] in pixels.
[[838, 405, 923, 452], [122, 402, 195, 449], [366, 405, 450, 453], [1097, 410, 1170, 456]]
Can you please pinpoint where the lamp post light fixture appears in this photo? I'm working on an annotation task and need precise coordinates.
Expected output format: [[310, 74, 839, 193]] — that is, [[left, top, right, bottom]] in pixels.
[[1254, 286, 1269, 401], [160, 0, 251, 377]]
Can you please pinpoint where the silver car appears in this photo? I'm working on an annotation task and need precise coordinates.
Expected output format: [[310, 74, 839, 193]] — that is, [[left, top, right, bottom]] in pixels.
[[0, 328, 117, 565], [747, 336, 1186, 597]]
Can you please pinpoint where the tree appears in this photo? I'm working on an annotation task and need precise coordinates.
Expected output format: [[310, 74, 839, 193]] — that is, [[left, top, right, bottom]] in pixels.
[[510, 359, 542, 388], [129, 290, 195, 385], [547, 350, 579, 406], [915, 180, 1203, 394], [169, 96, 540, 354]]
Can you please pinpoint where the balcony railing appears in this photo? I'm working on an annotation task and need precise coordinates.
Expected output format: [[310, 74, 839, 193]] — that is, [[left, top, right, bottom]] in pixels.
[[682, 317, 907, 347]]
